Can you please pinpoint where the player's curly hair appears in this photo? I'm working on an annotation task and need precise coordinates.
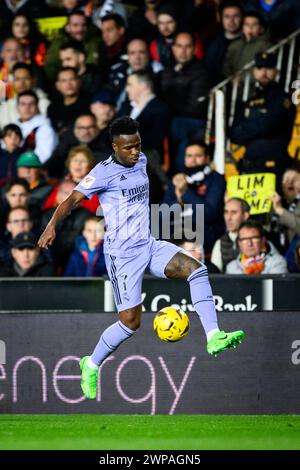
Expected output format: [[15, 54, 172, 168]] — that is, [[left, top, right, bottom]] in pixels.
[[109, 116, 139, 142]]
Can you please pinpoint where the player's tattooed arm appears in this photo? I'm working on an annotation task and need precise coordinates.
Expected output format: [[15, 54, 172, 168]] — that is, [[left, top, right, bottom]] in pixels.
[[38, 190, 86, 249], [164, 252, 200, 280]]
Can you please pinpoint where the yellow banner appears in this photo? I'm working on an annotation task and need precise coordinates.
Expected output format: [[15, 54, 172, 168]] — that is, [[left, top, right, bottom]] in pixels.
[[227, 173, 276, 215], [35, 17, 67, 41], [288, 104, 300, 160]]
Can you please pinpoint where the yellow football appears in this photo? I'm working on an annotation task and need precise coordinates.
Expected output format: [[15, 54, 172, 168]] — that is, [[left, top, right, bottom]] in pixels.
[[153, 307, 189, 342]]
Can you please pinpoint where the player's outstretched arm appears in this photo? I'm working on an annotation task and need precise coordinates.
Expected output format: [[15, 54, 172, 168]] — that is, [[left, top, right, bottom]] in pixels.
[[38, 190, 86, 249]]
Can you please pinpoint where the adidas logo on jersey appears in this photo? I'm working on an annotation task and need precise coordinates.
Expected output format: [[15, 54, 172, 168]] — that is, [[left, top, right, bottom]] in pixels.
[[120, 175, 127, 181]]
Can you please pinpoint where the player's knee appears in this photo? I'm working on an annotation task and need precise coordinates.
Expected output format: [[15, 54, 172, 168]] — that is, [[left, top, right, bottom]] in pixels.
[[121, 316, 141, 330], [119, 307, 142, 331], [186, 259, 203, 277], [187, 263, 208, 281]]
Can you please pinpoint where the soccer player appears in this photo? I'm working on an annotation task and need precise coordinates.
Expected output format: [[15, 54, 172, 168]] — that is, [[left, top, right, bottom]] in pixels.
[[38, 117, 245, 400]]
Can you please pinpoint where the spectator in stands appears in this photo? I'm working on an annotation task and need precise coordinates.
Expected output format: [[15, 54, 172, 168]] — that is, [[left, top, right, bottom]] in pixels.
[[108, 38, 163, 109], [161, 32, 210, 170], [272, 168, 300, 245], [0, 0, 50, 21], [100, 14, 127, 69], [119, 71, 170, 158], [4, 206, 33, 237], [16, 90, 58, 163], [226, 220, 288, 274], [59, 42, 104, 96], [41, 179, 90, 269], [211, 198, 251, 273], [0, 177, 30, 234], [0, 37, 25, 99], [43, 145, 99, 214], [0, 63, 50, 129], [128, 0, 161, 44], [90, 89, 116, 131], [149, 2, 179, 68], [223, 11, 271, 77], [0, 231, 54, 277], [245, 0, 300, 40], [230, 52, 296, 177], [65, 144, 96, 184], [1, 177, 29, 210], [0, 124, 22, 185], [164, 140, 226, 253], [47, 66, 91, 134], [285, 236, 300, 273], [9, 14, 48, 67], [205, 1, 243, 84], [64, 216, 107, 276], [16, 151, 54, 205], [0, 205, 33, 263], [0, 176, 41, 233], [44, 10, 104, 81], [45, 113, 111, 177]]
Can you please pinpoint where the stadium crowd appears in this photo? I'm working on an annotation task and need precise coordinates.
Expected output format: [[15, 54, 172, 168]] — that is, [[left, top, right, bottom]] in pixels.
[[0, 0, 299, 277]]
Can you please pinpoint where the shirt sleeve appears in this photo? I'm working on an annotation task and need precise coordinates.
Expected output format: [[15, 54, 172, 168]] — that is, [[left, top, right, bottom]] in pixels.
[[74, 164, 108, 199]]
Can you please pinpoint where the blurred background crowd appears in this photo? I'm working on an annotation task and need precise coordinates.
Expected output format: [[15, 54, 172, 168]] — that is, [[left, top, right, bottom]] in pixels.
[[0, 0, 299, 278]]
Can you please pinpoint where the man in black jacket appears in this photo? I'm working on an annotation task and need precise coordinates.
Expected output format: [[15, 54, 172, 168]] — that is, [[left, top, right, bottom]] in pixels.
[[161, 32, 210, 171], [205, 1, 243, 85], [230, 52, 296, 178], [118, 70, 170, 159], [0, 231, 54, 277]]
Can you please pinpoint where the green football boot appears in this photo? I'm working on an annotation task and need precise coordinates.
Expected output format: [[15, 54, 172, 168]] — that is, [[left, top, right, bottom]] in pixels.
[[80, 356, 98, 400], [207, 330, 245, 356]]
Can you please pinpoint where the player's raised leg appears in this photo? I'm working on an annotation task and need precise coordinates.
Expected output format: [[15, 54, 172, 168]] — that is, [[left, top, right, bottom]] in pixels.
[[164, 251, 245, 355], [80, 304, 142, 399]]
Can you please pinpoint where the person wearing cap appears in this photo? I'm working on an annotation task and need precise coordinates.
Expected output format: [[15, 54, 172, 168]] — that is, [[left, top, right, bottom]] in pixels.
[[230, 51, 296, 177], [16, 90, 58, 164], [0, 231, 55, 277], [223, 11, 271, 78], [16, 151, 54, 205], [90, 90, 116, 131]]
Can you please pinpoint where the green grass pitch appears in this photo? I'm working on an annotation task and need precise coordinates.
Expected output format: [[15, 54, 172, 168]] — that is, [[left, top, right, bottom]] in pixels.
[[0, 415, 300, 450]]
